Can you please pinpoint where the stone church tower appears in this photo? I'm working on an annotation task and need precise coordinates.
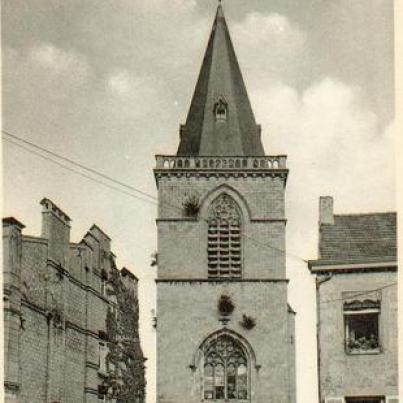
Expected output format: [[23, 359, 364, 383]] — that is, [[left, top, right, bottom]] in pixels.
[[154, 5, 296, 403]]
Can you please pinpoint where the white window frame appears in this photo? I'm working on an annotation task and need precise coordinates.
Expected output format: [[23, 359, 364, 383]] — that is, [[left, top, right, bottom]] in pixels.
[[344, 307, 381, 355]]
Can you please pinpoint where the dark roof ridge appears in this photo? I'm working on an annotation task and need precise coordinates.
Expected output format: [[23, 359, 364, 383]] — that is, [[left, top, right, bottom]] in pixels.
[[332, 211, 396, 219]]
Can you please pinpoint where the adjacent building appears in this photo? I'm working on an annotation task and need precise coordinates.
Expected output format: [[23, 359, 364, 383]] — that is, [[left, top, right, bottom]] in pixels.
[[3, 198, 145, 403], [154, 5, 296, 403], [308, 196, 398, 403]]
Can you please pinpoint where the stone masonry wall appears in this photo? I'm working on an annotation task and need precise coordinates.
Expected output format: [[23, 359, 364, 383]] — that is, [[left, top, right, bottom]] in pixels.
[[156, 171, 295, 403], [157, 281, 293, 403], [318, 270, 398, 399], [157, 175, 287, 280], [2, 201, 144, 403]]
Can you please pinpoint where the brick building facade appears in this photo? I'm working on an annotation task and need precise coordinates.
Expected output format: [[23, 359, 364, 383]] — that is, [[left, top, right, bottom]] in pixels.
[[308, 197, 398, 403], [154, 5, 296, 403], [3, 198, 145, 403]]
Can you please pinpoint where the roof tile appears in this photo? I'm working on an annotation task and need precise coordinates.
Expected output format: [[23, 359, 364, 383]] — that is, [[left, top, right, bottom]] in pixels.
[[318, 212, 397, 264]]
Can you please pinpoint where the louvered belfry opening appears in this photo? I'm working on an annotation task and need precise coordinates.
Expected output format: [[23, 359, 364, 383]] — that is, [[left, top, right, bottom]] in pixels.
[[208, 194, 242, 278]]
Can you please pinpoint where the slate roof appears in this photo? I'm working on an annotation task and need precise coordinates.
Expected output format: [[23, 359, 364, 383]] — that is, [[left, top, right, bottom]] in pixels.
[[314, 212, 397, 266], [177, 5, 265, 157]]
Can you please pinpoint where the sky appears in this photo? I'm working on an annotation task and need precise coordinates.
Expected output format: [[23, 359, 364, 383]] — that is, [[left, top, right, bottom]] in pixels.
[[2, 1, 395, 402]]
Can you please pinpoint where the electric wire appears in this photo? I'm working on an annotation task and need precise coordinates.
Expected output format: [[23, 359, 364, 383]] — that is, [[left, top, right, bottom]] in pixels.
[[2, 129, 157, 203], [3, 137, 159, 207], [3, 132, 397, 301], [2, 129, 320, 264], [320, 282, 397, 304]]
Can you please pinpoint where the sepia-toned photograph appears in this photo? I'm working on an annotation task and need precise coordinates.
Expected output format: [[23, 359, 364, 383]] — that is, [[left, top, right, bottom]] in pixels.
[[1, 1, 399, 402]]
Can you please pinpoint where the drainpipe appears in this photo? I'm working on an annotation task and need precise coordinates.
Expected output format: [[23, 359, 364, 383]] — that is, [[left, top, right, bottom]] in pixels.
[[316, 273, 332, 403]]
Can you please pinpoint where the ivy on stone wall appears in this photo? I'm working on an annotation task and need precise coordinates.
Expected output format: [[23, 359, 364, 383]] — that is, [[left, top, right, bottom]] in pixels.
[[103, 258, 146, 403]]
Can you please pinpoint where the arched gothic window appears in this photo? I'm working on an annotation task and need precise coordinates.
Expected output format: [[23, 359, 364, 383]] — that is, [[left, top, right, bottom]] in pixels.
[[207, 194, 242, 278], [203, 334, 248, 400]]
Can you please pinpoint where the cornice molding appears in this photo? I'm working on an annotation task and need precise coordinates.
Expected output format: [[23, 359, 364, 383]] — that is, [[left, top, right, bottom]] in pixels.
[[154, 169, 288, 180], [309, 261, 397, 273], [156, 278, 289, 284]]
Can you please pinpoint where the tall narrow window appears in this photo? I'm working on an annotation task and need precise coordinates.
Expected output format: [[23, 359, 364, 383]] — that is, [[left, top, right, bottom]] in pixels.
[[208, 194, 242, 278], [203, 334, 248, 400]]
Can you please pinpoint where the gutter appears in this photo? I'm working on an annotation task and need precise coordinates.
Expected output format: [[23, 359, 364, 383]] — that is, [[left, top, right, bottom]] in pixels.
[[316, 273, 333, 403]]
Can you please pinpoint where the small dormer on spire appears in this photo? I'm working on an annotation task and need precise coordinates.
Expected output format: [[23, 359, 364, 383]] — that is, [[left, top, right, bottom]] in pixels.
[[177, 4, 265, 157], [214, 96, 228, 122]]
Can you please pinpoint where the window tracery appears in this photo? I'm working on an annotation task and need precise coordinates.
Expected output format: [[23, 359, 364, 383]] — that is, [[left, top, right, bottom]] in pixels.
[[203, 334, 248, 400], [207, 194, 242, 278]]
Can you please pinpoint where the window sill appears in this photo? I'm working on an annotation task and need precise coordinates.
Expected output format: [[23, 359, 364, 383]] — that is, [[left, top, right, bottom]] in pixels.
[[346, 348, 381, 356]]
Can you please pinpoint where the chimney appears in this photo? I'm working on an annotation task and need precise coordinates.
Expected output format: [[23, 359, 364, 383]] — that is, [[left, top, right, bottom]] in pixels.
[[40, 198, 71, 267], [3, 217, 25, 288], [3, 218, 25, 388], [319, 196, 334, 225]]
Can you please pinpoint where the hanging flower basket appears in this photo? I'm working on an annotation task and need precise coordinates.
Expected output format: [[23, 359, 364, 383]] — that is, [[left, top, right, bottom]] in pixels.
[[182, 195, 200, 217], [218, 295, 235, 316], [240, 314, 256, 330]]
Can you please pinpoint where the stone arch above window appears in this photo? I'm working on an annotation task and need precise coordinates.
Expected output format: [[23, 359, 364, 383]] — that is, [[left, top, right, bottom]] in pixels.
[[207, 194, 242, 278]]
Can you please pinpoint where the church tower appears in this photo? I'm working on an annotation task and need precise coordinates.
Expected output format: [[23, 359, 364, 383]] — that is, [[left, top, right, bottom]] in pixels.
[[154, 5, 296, 403]]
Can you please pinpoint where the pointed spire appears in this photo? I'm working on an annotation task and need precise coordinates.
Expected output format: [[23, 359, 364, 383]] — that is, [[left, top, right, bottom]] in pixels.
[[177, 4, 265, 157]]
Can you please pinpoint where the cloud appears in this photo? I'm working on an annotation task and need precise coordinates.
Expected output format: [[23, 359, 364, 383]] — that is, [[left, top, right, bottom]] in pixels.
[[107, 70, 133, 95], [233, 12, 307, 85], [251, 77, 395, 257], [140, 0, 197, 13], [102, 69, 167, 121], [29, 43, 89, 79], [3, 44, 90, 105]]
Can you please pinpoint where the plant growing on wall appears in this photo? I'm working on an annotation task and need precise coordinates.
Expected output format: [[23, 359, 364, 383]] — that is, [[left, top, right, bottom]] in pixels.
[[101, 268, 108, 280], [102, 258, 146, 403], [150, 251, 158, 267], [240, 314, 256, 330], [182, 194, 200, 217], [51, 308, 64, 329], [218, 294, 235, 316]]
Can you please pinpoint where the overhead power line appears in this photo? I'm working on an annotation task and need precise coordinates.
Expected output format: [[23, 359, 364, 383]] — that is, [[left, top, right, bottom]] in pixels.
[[3, 129, 309, 263], [321, 282, 397, 304], [2, 129, 157, 203], [3, 137, 158, 207]]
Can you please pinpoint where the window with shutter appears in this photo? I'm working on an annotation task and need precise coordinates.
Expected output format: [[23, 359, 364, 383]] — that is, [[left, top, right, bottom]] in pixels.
[[207, 194, 242, 278]]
